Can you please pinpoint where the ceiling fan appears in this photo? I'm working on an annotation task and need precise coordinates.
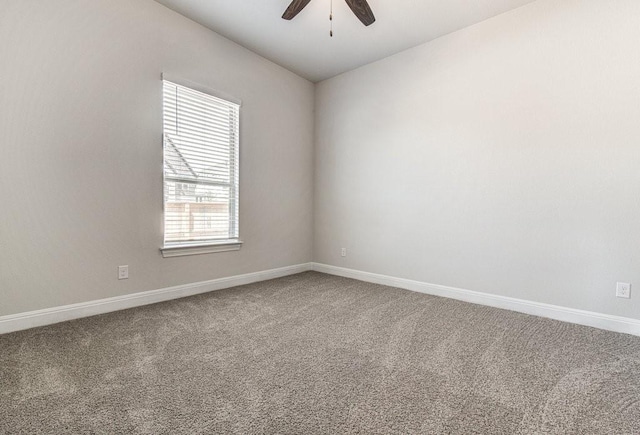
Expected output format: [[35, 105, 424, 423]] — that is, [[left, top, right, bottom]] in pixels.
[[282, 0, 376, 27]]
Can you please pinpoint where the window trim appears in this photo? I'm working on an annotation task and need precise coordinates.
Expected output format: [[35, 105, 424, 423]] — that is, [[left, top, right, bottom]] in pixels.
[[160, 74, 242, 256], [160, 240, 243, 258]]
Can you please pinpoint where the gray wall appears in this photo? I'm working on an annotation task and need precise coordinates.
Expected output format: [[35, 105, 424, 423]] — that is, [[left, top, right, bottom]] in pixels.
[[315, 0, 640, 319], [3, 0, 639, 323], [0, 0, 314, 316]]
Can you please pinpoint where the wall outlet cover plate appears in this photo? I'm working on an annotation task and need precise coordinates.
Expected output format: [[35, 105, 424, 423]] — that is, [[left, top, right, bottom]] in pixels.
[[616, 282, 631, 299]]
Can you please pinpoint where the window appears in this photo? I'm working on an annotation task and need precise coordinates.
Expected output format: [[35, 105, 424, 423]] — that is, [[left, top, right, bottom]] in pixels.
[[161, 80, 241, 257]]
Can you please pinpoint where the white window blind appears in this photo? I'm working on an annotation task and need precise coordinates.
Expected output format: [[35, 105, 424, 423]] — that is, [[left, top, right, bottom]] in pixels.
[[162, 80, 239, 246]]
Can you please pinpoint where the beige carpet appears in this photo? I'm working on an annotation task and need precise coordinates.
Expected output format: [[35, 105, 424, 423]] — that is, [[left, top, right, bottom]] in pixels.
[[1, 271, 640, 434]]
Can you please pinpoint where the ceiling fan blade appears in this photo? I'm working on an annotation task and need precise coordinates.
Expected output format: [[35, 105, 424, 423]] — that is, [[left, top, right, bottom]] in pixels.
[[282, 0, 313, 20], [344, 0, 376, 26]]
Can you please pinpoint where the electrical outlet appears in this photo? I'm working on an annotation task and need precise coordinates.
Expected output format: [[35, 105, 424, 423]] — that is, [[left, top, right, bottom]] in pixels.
[[616, 282, 631, 299], [341, 248, 347, 257], [118, 265, 129, 280]]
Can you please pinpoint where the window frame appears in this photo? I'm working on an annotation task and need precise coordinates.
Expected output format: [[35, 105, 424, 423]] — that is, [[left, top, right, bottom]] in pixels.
[[159, 75, 242, 258]]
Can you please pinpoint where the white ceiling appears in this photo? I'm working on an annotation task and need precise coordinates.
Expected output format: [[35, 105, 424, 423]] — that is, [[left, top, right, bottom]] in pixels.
[[154, 0, 537, 82]]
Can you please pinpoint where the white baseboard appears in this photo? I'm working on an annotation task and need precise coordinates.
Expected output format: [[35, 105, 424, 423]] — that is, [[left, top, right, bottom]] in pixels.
[[0, 263, 313, 335], [312, 263, 640, 337], [4, 262, 639, 337]]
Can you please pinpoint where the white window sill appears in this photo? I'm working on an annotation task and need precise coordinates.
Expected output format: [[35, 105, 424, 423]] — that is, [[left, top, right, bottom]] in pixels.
[[160, 241, 243, 258]]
